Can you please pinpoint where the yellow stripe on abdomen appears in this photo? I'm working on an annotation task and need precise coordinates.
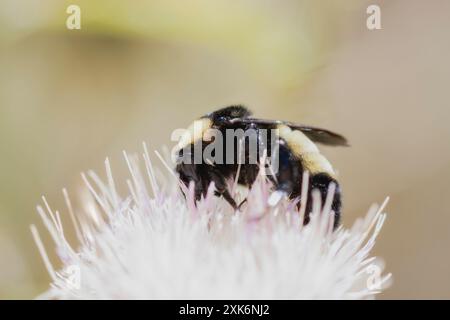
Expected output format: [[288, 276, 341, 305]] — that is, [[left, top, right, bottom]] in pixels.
[[277, 124, 336, 178]]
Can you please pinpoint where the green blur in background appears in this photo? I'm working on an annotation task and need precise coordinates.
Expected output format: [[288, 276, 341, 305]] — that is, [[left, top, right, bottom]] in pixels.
[[1, 0, 450, 299]]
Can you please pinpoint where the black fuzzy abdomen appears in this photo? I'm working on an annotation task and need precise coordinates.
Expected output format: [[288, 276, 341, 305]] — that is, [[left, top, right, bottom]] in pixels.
[[269, 143, 342, 229], [302, 173, 341, 229]]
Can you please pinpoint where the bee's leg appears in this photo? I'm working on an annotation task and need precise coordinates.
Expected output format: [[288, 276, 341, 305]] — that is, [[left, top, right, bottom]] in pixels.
[[177, 163, 209, 202], [237, 198, 247, 210], [178, 164, 240, 211], [207, 169, 238, 210], [220, 190, 238, 210]]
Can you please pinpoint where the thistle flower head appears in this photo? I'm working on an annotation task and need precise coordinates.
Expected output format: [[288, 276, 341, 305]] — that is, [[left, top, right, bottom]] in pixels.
[[32, 144, 391, 299]]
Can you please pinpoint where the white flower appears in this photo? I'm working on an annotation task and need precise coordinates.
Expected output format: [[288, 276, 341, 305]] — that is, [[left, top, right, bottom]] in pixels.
[[32, 144, 391, 299]]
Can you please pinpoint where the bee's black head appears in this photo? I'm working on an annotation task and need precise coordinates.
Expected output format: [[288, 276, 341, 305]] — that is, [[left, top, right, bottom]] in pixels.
[[204, 105, 252, 125]]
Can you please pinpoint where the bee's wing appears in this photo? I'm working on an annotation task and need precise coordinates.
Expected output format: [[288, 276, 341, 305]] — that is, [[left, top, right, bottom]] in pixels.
[[284, 122, 349, 146], [231, 118, 349, 147]]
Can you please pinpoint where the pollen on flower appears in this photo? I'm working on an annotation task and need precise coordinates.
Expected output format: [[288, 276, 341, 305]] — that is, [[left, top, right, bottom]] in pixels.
[[31, 143, 391, 299]]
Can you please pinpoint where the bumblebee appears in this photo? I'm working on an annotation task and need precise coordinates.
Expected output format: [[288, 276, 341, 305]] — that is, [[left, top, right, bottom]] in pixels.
[[174, 105, 348, 227]]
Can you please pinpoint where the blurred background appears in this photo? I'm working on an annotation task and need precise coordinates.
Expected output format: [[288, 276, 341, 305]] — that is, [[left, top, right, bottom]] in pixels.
[[1, 0, 449, 299]]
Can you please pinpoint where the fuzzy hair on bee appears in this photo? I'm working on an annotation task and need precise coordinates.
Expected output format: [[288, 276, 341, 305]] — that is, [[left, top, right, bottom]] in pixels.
[[174, 105, 348, 228]]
